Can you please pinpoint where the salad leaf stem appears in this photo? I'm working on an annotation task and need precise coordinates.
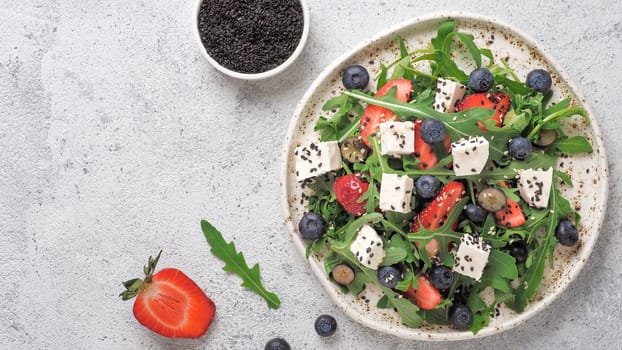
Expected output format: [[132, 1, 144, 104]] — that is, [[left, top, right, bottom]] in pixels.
[[374, 48, 433, 80], [526, 107, 589, 141]]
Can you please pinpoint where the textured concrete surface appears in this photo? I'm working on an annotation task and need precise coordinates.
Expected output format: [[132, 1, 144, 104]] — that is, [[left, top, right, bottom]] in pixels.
[[0, 0, 621, 349]]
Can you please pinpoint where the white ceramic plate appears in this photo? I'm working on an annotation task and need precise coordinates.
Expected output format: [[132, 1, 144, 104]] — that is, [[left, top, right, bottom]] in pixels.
[[280, 12, 608, 341]]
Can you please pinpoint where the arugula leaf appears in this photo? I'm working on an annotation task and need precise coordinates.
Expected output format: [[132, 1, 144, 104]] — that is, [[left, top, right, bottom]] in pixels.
[[431, 20, 455, 51], [314, 95, 363, 142], [415, 51, 468, 81], [442, 32, 482, 68], [382, 247, 408, 266], [201, 220, 281, 309], [548, 136, 593, 154], [512, 186, 564, 312]]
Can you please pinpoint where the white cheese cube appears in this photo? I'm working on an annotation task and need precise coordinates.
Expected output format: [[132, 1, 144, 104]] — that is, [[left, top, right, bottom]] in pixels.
[[294, 141, 342, 181], [433, 78, 467, 113], [453, 233, 491, 281], [451, 136, 490, 176], [379, 173, 414, 213], [350, 225, 385, 270], [379, 121, 415, 156], [517, 167, 553, 208]]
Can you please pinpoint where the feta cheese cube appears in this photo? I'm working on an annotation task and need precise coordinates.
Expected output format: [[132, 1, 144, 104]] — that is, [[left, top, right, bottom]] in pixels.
[[453, 233, 492, 281], [379, 173, 414, 213], [451, 136, 490, 176], [433, 78, 467, 113], [294, 141, 342, 181], [517, 167, 553, 208], [379, 121, 415, 156], [350, 225, 385, 270]]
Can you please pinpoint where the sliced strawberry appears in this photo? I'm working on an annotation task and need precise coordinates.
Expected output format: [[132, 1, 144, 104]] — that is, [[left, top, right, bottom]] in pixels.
[[456, 92, 511, 128], [494, 197, 526, 227], [412, 181, 466, 232], [360, 79, 413, 146], [121, 251, 216, 338], [414, 119, 452, 170], [333, 173, 369, 216], [494, 182, 526, 227], [404, 276, 442, 310]]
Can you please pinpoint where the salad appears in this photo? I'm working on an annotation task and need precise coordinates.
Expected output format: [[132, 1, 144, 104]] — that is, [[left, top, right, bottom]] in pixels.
[[293, 20, 592, 333]]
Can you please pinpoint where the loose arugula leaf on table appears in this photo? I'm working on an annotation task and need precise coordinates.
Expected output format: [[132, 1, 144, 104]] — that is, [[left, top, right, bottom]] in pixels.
[[201, 220, 281, 309]]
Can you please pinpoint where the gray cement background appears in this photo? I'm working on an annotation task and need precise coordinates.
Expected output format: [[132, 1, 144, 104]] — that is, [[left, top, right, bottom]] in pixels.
[[1, 0, 621, 349]]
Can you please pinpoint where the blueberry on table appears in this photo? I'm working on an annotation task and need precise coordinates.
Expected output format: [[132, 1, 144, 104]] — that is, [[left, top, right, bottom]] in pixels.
[[429, 265, 454, 290], [508, 137, 533, 160], [508, 240, 528, 264], [468, 68, 494, 93], [420, 118, 446, 145], [555, 219, 579, 246], [415, 175, 441, 199], [377, 266, 402, 289], [451, 304, 473, 330], [526, 69, 553, 93], [477, 187, 506, 212], [342, 65, 369, 90], [298, 212, 327, 240], [463, 203, 487, 224], [265, 337, 291, 350], [314, 314, 337, 337]]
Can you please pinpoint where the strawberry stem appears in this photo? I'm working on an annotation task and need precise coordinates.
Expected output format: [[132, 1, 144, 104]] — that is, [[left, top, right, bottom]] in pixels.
[[119, 250, 163, 301]]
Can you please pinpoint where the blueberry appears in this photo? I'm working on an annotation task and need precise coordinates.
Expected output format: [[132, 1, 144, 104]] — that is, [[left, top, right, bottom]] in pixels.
[[429, 265, 454, 290], [451, 304, 473, 330], [377, 266, 402, 289], [468, 68, 494, 93], [415, 175, 441, 199], [508, 240, 528, 264], [526, 69, 552, 93], [342, 65, 369, 90], [314, 314, 337, 337], [420, 118, 446, 145], [463, 203, 487, 224], [264, 337, 291, 350], [508, 137, 533, 160], [555, 219, 579, 246], [298, 212, 326, 240]]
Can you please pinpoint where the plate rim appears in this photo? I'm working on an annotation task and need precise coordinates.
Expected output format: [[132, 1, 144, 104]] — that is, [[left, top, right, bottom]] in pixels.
[[279, 11, 609, 341]]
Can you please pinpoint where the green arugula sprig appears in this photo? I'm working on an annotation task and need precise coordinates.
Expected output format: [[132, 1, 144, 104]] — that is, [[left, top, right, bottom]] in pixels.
[[201, 220, 281, 309]]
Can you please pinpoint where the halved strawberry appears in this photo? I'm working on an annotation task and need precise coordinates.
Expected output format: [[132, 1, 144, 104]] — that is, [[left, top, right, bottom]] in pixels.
[[120, 251, 216, 338], [456, 92, 511, 128], [333, 173, 369, 216], [404, 276, 442, 310], [360, 79, 413, 146], [414, 119, 452, 170], [411, 181, 465, 256], [494, 182, 526, 227], [412, 181, 466, 232]]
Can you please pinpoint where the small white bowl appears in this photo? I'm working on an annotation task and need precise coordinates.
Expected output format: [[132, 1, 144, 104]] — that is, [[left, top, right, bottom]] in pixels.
[[193, 0, 310, 80]]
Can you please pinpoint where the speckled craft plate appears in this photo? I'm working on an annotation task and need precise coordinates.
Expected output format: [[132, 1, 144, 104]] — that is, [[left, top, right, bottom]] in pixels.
[[280, 12, 608, 341]]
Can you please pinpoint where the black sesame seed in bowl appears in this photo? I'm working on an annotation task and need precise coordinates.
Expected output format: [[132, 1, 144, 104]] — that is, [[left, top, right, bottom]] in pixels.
[[193, 0, 310, 80]]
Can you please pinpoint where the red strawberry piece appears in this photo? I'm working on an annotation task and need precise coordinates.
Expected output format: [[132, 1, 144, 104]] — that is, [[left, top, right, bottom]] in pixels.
[[360, 79, 413, 146], [456, 92, 511, 129], [411, 181, 465, 256], [404, 276, 442, 310], [412, 181, 466, 232], [120, 251, 216, 338], [494, 182, 526, 227], [414, 119, 452, 170], [333, 173, 370, 216]]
